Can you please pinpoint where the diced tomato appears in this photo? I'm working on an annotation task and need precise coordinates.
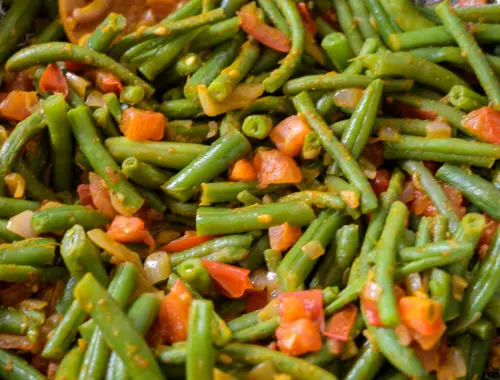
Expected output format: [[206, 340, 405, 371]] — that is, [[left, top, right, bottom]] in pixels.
[[120, 108, 165, 141], [279, 290, 324, 327], [88, 172, 116, 219], [360, 281, 383, 327], [478, 215, 498, 259], [238, 11, 290, 53], [77, 184, 93, 207], [2, 71, 34, 92], [297, 3, 317, 36], [369, 169, 390, 197], [107, 215, 155, 250], [39, 64, 69, 98], [246, 290, 268, 313], [92, 70, 124, 95], [280, 295, 310, 323], [413, 343, 441, 373], [228, 158, 257, 182], [158, 279, 192, 343], [147, 0, 180, 18], [64, 61, 87, 73], [268, 223, 302, 252], [361, 142, 384, 168], [201, 261, 253, 298], [252, 149, 302, 186], [458, 0, 487, 6], [399, 296, 446, 349], [0, 91, 38, 121], [269, 115, 312, 157], [276, 318, 322, 356], [323, 304, 358, 342], [463, 106, 500, 144], [161, 231, 214, 252]]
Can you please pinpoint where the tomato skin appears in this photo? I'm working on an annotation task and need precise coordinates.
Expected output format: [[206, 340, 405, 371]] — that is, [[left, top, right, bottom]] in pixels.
[[252, 149, 302, 186], [458, 0, 487, 6], [107, 215, 155, 249], [238, 11, 290, 53], [88, 172, 116, 219], [276, 318, 322, 356], [0, 91, 38, 121], [370, 169, 390, 197], [158, 279, 192, 344], [268, 222, 302, 252], [39, 64, 69, 98], [323, 304, 358, 342], [228, 158, 257, 182], [161, 231, 214, 252], [77, 184, 93, 207], [120, 108, 165, 141], [297, 3, 317, 36], [279, 290, 324, 327], [463, 106, 500, 144], [201, 261, 253, 298], [269, 115, 311, 157]]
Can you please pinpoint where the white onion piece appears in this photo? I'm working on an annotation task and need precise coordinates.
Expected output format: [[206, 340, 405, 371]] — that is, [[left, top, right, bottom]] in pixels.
[[302, 240, 325, 259], [7, 211, 37, 239], [143, 251, 172, 284], [66, 72, 91, 98], [250, 268, 268, 291], [425, 120, 452, 139], [378, 126, 401, 142], [334, 88, 364, 108], [448, 347, 467, 378], [85, 90, 106, 108], [87, 229, 141, 267]]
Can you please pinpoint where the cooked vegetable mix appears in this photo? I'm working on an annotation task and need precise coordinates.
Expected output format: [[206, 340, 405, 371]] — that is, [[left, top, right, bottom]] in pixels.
[[0, 0, 498, 378]]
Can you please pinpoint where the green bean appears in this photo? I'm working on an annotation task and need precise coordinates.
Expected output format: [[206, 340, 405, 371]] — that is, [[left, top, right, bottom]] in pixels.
[[13, 158, 58, 201], [436, 164, 500, 220], [7, 43, 154, 96], [379, 0, 435, 31], [284, 74, 413, 95], [139, 27, 206, 81], [239, 235, 269, 270], [93, 107, 121, 138], [344, 341, 385, 380], [166, 120, 214, 143], [262, 0, 304, 93], [278, 191, 345, 210], [177, 258, 213, 295], [187, 300, 214, 380], [257, 0, 290, 35], [0, 307, 26, 335], [42, 94, 73, 193], [196, 202, 315, 236], [190, 17, 241, 51], [208, 39, 260, 101], [401, 160, 460, 233], [293, 91, 378, 214], [232, 317, 279, 343], [333, 0, 363, 54], [103, 93, 122, 123], [158, 99, 203, 119], [301, 131, 322, 160], [0, 110, 45, 196], [316, 17, 336, 38], [466, 328, 494, 380], [236, 96, 295, 119], [436, 1, 500, 110], [170, 234, 254, 267], [330, 79, 384, 175], [74, 272, 164, 380], [79, 263, 138, 380], [429, 268, 451, 315], [220, 343, 337, 380], [162, 129, 251, 202], [156, 53, 203, 87], [467, 318, 494, 341], [86, 13, 127, 53], [241, 115, 273, 140], [106, 293, 161, 380], [0, 348, 45, 380], [121, 157, 172, 190], [363, 0, 397, 45], [31, 18, 65, 44], [120, 86, 146, 105], [106, 137, 207, 170], [324, 175, 361, 219], [447, 85, 487, 112], [277, 210, 344, 291], [313, 224, 359, 288], [30, 206, 110, 234], [385, 147, 494, 168], [399, 240, 474, 261], [251, 48, 284, 75], [415, 216, 431, 247], [0, 219, 21, 242], [331, 117, 427, 137], [55, 346, 84, 380], [68, 106, 144, 215], [185, 36, 243, 102], [0, 197, 40, 219], [61, 225, 108, 286], [0, 238, 55, 266], [321, 33, 354, 72], [361, 52, 468, 93], [0, 264, 64, 283], [0, 0, 42, 63]]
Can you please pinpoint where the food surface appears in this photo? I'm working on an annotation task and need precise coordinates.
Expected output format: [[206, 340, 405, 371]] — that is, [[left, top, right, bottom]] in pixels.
[[0, 0, 498, 379]]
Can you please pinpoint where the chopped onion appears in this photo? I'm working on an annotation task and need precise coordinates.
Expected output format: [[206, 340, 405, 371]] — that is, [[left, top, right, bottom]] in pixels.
[[66, 72, 91, 98], [404, 273, 424, 296], [359, 157, 377, 180], [143, 251, 171, 284], [0, 334, 34, 351], [250, 268, 268, 291], [425, 120, 452, 139], [87, 229, 142, 267], [302, 240, 325, 259], [266, 271, 280, 295], [156, 230, 181, 245], [4, 173, 25, 198], [7, 211, 37, 238], [85, 90, 106, 108], [362, 280, 382, 302], [0, 126, 8, 144], [401, 181, 415, 204], [247, 361, 277, 380], [451, 275, 468, 301], [109, 190, 136, 217], [378, 126, 401, 142], [333, 88, 364, 108], [207, 121, 219, 138], [40, 201, 63, 210], [340, 190, 360, 209], [19, 299, 48, 311], [198, 83, 264, 116], [448, 347, 467, 378], [395, 323, 412, 346]]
